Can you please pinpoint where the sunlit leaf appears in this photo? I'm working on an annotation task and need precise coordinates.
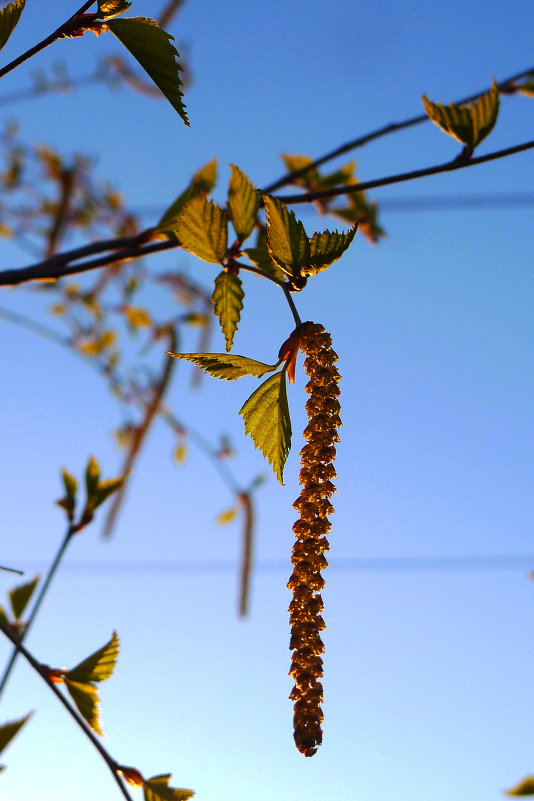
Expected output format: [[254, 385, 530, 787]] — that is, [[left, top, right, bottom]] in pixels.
[[84, 456, 100, 499], [215, 507, 237, 525], [239, 370, 291, 484], [505, 776, 534, 796], [64, 679, 103, 735], [107, 17, 188, 125], [0, 0, 25, 53], [244, 225, 286, 281], [516, 79, 534, 98], [144, 774, 195, 801], [168, 352, 279, 380], [61, 468, 77, 501], [124, 305, 152, 328], [92, 477, 125, 511], [157, 160, 218, 233], [0, 712, 32, 758], [66, 631, 119, 683], [8, 575, 39, 620], [422, 78, 499, 151], [177, 195, 228, 264], [263, 194, 310, 278], [303, 225, 358, 276], [227, 165, 259, 241], [98, 0, 131, 19], [174, 443, 187, 464], [212, 271, 244, 352]]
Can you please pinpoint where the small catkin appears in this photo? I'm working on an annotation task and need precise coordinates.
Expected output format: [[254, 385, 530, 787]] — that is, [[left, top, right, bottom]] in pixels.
[[288, 322, 341, 757]]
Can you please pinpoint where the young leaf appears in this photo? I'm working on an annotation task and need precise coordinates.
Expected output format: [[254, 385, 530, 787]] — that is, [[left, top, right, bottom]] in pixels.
[[227, 165, 259, 241], [303, 225, 358, 276], [422, 78, 499, 151], [263, 194, 310, 278], [66, 631, 119, 683], [156, 160, 218, 233], [106, 17, 189, 125], [85, 456, 100, 499], [177, 195, 228, 264], [212, 271, 244, 352], [61, 468, 77, 502], [123, 305, 152, 328], [8, 575, 39, 620], [516, 79, 534, 98], [0, 0, 25, 53], [98, 0, 131, 19], [215, 507, 237, 525], [505, 777, 534, 796], [0, 712, 32, 759], [144, 774, 195, 801], [92, 478, 125, 511], [167, 352, 279, 381], [63, 679, 103, 735], [239, 370, 292, 484]]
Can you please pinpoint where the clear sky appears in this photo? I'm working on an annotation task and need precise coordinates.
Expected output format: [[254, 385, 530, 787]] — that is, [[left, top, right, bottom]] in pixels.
[[1, 2, 534, 800]]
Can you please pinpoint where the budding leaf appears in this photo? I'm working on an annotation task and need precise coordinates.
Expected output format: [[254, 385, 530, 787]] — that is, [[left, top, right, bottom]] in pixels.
[[106, 17, 189, 125], [8, 575, 39, 620], [505, 777, 534, 796], [168, 352, 279, 380], [92, 478, 125, 511], [144, 774, 195, 801], [157, 160, 218, 234], [97, 0, 131, 18], [0, 712, 32, 764], [516, 79, 534, 98], [66, 631, 119, 683], [177, 195, 228, 264], [422, 78, 499, 151], [124, 305, 152, 328], [85, 456, 100, 498], [212, 271, 244, 352], [263, 194, 310, 278], [215, 507, 237, 525], [303, 225, 358, 276], [0, 0, 25, 53], [227, 165, 259, 241], [239, 370, 291, 484], [61, 468, 77, 502], [63, 679, 103, 735]]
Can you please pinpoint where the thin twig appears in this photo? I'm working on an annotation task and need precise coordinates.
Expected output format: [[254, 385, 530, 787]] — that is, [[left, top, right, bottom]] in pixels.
[[0, 621, 133, 801], [0, 2, 96, 81], [264, 66, 534, 192]]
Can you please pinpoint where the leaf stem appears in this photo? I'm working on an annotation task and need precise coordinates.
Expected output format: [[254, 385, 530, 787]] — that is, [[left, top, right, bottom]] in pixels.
[[0, 523, 75, 697], [282, 284, 302, 327], [0, 2, 96, 81], [0, 621, 133, 801]]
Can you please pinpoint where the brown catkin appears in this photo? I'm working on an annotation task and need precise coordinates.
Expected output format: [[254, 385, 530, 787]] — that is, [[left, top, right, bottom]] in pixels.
[[288, 322, 341, 757]]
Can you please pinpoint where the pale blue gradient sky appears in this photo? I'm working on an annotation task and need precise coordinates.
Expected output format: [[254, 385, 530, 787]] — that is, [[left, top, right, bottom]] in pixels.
[[1, 2, 534, 801]]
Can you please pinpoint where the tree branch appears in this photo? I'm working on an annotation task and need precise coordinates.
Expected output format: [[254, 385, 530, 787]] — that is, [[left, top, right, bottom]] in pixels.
[[264, 66, 534, 192]]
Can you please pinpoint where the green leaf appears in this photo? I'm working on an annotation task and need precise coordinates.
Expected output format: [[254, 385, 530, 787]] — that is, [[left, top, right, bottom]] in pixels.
[[244, 225, 287, 281], [92, 478, 125, 511], [66, 631, 119, 684], [505, 777, 534, 796], [263, 194, 310, 278], [303, 225, 358, 276], [0, 0, 25, 53], [157, 160, 218, 233], [64, 679, 103, 735], [97, 0, 131, 18], [422, 78, 499, 151], [177, 195, 228, 264], [0, 712, 32, 757], [212, 271, 244, 352], [85, 456, 100, 499], [144, 774, 195, 801], [8, 575, 39, 620], [239, 370, 291, 484], [0, 606, 9, 627], [227, 165, 259, 241], [61, 468, 77, 501], [516, 79, 534, 98], [168, 352, 279, 381], [107, 17, 188, 125]]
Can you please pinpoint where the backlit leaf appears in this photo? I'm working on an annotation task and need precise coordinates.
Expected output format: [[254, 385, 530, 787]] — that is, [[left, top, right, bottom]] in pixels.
[[516, 79, 534, 98], [168, 352, 279, 381], [9, 575, 39, 620], [61, 468, 77, 501], [0, 712, 32, 757], [505, 777, 534, 796], [212, 271, 244, 352], [107, 17, 188, 125], [239, 370, 291, 484], [0, 0, 25, 53], [177, 195, 227, 264], [98, 0, 131, 18], [144, 774, 195, 801], [422, 78, 499, 151], [215, 507, 237, 525], [157, 160, 217, 233], [92, 477, 125, 510], [85, 456, 100, 498], [66, 631, 119, 683], [64, 679, 103, 735], [227, 165, 259, 241], [124, 305, 152, 328], [303, 225, 358, 276], [263, 194, 310, 278]]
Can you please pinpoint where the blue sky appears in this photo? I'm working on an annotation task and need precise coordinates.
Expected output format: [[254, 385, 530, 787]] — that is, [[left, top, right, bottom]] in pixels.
[[1, 2, 534, 800]]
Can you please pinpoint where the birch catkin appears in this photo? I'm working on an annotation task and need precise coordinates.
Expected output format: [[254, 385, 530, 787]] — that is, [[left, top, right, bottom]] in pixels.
[[287, 322, 341, 756]]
